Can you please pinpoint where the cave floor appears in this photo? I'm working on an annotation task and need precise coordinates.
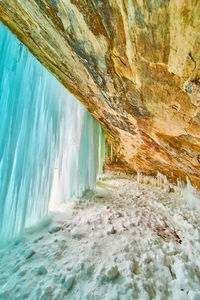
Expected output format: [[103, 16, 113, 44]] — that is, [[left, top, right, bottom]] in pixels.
[[0, 175, 200, 300]]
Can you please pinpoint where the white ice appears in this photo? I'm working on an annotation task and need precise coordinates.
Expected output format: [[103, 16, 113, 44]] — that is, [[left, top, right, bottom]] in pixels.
[[0, 175, 200, 300]]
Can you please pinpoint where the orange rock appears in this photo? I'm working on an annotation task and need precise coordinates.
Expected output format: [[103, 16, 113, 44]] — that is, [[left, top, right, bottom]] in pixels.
[[1, 0, 200, 188]]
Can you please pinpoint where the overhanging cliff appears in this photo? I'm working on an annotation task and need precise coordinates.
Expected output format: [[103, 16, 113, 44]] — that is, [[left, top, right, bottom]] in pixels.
[[1, 0, 200, 187]]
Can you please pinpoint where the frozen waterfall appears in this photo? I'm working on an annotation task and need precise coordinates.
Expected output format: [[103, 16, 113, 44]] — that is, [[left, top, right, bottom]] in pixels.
[[0, 23, 104, 247]]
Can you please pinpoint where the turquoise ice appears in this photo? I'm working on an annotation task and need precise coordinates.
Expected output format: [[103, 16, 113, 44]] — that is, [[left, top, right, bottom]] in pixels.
[[0, 23, 104, 247]]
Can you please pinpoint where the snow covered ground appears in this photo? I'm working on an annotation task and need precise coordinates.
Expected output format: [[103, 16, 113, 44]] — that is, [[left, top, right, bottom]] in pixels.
[[0, 175, 200, 300]]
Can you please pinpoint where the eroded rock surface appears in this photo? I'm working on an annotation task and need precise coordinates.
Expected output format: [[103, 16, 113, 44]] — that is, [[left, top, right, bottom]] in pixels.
[[1, 0, 200, 186]]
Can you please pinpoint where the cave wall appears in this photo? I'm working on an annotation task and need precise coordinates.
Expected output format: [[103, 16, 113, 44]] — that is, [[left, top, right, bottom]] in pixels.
[[1, 0, 200, 187]]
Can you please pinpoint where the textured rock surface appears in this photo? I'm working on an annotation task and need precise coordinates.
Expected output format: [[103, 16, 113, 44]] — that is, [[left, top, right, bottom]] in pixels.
[[1, 0, 200, 187]]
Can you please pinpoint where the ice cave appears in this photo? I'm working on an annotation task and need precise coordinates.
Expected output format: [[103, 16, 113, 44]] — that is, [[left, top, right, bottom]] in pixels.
[[0, 1, 200, 299]]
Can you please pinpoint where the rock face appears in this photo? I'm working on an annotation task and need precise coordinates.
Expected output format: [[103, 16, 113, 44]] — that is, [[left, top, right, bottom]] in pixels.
[[1, 0, 200, 187]]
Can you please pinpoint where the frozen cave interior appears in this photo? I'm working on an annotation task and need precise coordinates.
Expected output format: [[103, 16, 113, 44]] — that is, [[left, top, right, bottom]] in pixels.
[[1, 20, 200, 300]]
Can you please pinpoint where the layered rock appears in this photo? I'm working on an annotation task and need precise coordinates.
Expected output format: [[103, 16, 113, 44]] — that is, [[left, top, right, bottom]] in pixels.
[[1, 0, 200, 187]]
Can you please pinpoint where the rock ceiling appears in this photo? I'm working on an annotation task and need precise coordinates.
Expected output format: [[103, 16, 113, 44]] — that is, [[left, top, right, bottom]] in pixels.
[[1, 0, 200, 187]]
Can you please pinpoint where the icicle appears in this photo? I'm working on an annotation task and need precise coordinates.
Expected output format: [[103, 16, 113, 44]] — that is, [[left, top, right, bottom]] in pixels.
[[182, 177, 200, 210], [98, 129, 105, 179], [136, 171, 200, 210], [137, 172, 140, 184], [0, 24, 104, 246]]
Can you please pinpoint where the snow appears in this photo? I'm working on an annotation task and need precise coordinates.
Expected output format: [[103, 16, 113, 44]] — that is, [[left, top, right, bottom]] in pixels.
[[0, 175, 200, 300]]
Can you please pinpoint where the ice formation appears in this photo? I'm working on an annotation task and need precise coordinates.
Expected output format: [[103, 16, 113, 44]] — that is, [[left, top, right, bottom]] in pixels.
[[98, 130, 105, 176], [137, 172, 200, 210], [0, 23, 104, 246], [1, 175, 200, 299]]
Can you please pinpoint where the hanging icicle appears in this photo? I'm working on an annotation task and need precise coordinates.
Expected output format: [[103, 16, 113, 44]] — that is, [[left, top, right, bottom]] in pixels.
[[0, 23, 105, 247], [137, 172, 200, 210]]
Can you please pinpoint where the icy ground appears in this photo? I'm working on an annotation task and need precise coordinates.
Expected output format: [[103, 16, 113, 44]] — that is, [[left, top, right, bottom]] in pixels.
[[0, 176, 200, 300]]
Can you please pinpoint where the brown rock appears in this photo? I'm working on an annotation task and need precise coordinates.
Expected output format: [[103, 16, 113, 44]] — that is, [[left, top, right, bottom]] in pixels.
[[1, 0, 200, 188]]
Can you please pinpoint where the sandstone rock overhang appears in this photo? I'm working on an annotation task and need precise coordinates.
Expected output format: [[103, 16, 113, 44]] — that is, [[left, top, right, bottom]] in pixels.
[[1, 0, 200, 188]]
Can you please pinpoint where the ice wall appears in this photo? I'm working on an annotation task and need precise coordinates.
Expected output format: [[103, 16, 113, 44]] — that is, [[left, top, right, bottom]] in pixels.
[[0, 23, 104, 246]]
